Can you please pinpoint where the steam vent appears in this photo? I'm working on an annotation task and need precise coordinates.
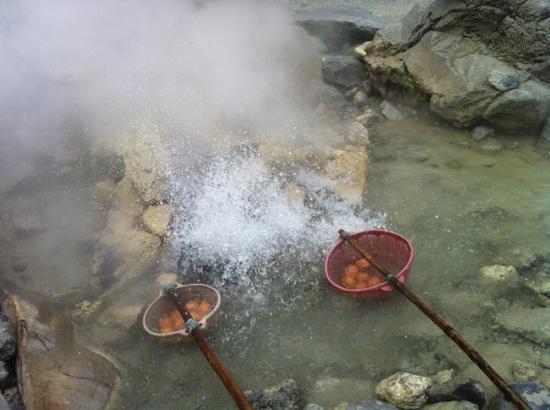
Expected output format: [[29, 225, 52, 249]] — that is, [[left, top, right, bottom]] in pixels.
[[0, 0, 549, 409]]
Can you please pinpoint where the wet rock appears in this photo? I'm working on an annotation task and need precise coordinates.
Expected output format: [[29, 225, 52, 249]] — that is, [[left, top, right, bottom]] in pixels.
[[93, 179, 117, 205], [257, 143, 295, 172], [245, 379, 299, 410], [495, 307, 550, 347], [311, 376, 373, 406], [340, 120, 370, 145], [489, 381, 550, 410], [0, 392, 8, 410], [335, 400, 399, 410], [305, 405, 324, 410], [376, 372, 433, 409], [322, 56, 367, 90], [381, 100, 406, 121], [2, 387, 20, 409], [100, 303, 143, 331], [286, 182, 306, 206], [525, 278, 550, 307], [142, 204, 172, 237], [311, 81, 349, 114], [538, 118, 550, 149], [0, 361, 10, 389], [324, 147, 368, 203], [0, 314, 16, 362], [479, 265, 518, 283], [423, 402, 478, 410], [293, 5, 384, 54], [512, 360, 537, 382], [123, 124, 168, 203], [4, 295, 121, 410], [356, 109, 381, 127], [471, 126, 495, 142], [488, 71, 521, 92], [427, 378, 486, 409], [479, 138, 503, 153], [405, 149, 430, 163], [481, 159, 497, 168], [353, 90, 368, 107]]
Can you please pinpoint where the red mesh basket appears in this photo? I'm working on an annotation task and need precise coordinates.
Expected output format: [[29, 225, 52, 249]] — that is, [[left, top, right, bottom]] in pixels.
[[325, 229, 414, 298]]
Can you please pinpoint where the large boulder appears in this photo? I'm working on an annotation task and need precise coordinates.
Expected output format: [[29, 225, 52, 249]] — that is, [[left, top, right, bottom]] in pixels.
[[293, 5, 385, 53], [322, 55, 367, 90], [4, 295, 121, 410], [362, 0, 550, 132]]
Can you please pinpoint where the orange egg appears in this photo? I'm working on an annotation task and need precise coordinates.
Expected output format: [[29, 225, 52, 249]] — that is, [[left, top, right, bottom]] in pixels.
[[357, 272, 369, 282], [356, 279, 369, 289], [186, 301, 200, 311], [345, 265, 359, 275], [367, 276, 383, 287], [342, 273, 356, 288], [355, 258, 371, 269], [198, 302, 212, 317]]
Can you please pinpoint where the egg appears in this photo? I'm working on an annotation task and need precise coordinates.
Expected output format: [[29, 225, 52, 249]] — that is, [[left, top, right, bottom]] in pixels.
[[342, 273, 356, 288], [356, 279, 369, 289], [345, 265, 359, 275], [355, 258, 371, 269], [357, 272, 369, 282], [367, 276, 383, 287], [198, 302, 212, 317]]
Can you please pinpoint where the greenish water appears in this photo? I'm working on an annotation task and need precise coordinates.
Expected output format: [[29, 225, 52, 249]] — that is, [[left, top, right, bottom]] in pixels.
[[111, 118, 550, 409]]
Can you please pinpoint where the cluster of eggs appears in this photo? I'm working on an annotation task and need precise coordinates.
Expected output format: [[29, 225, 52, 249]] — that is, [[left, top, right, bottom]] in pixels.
[[341, 258, 385, 289], [158, 299, 213, 334]]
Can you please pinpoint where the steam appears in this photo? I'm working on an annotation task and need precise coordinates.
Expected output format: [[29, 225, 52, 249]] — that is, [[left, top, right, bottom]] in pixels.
[[0, 0, 319, 152]]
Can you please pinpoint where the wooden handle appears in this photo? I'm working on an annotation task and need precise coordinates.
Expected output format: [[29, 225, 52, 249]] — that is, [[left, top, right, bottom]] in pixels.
[[168, 288, 253, 410], [338, 230, 531, 410]]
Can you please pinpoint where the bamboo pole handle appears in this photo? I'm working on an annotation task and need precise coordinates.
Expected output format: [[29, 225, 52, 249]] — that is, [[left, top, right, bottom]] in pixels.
[[338, 229, 531, 410], [168, 288, 253, 410]]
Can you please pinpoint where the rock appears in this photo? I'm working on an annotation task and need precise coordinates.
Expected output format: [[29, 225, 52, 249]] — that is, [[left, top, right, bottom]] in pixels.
[[305, 405, 324, 410], [361, 1, 550, 132], [0, 392, 9, 410], [142, 204, 172, 237], [525, 278, 550, 307], [471, 126, 495, 142], [0, 315, 16, 362], [311, 377, 373, 406], [293, 5, 384, 53], [245, 379, 300, 410], [481, 159, 497, 168], [0, 361, 10, 389], [310, 81, 349, 114], [512, 360, 538, 382], [495, 307, 550, 347], [122, 124, 168, 203], [538, 118, 550, 148], [340, 120, 370, 145], [353, 90, 369, 107], [423, 402, 478, 410], [257, 143, 295, 172], [479, 265, 518, 282], [479, 137, 503, 153], [488, 71, 521, 92], [286, 182, 306, 206], [356, 109, 380, 127], [93, 180, 117, 205], [322, 56, 367, 90], [4, 295, 121, 410], [324, 147, 368, 203], [376, 372, 433, 409], [336, 400, 399, 410], [489, 382, 550, 410], [405, 149, 430, 163], [381, 100, 406, 121], [102, 304, 143, 331], [427, 378, 487, 409]]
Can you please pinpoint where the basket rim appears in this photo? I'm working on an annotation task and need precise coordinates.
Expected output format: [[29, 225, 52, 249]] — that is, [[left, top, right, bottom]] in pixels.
[[324, 229, 414, 294], [142, 283, 221, 338]]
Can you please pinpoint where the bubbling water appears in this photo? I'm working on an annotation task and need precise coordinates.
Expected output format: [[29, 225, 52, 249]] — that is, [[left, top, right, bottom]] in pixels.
[[168, 149, 386, 295]]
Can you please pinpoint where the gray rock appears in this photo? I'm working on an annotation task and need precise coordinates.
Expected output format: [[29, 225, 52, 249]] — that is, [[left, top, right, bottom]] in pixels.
[[322, 56, 367, 90], [0, 361, 10, 389], [353, 90, 369, 107], [538, 118, 550, 148], [304, 405, 324, 410], [337, 400, 399, 410], [293, 5, 384, 53], [495, 307, 550, 347], [376, 372, 433, 409], [471, 126, 495, 142], [512, 360, 538, 382], [0, 315, 16, 362], [405, 149, 430, 163], [488, 71, 521, 92], [480, 138, 503, 153], [489, 382, 550, 410], [525, 277, 550, 306], [427, 378, 487, 409], [245, 379, 300, 410], [423, 401, 478, 410], [431, 370, 456, 385], [381, 100, 406, 121]]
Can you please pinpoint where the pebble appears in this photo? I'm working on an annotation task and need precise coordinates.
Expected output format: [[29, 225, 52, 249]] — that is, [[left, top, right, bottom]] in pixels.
[[511, 360, 537, 381], [427, 378, 487, 409], [471, 126, 495, 141], [381, 100, 406, 121], [480, 138, 503, 152], [375, 372, 432, 409], [479, 265, 518, 282]]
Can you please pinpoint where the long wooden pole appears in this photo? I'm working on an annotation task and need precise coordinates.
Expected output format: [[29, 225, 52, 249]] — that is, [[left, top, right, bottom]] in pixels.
[[167, 288, 253, 410], [338, 229, 530, 410]]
